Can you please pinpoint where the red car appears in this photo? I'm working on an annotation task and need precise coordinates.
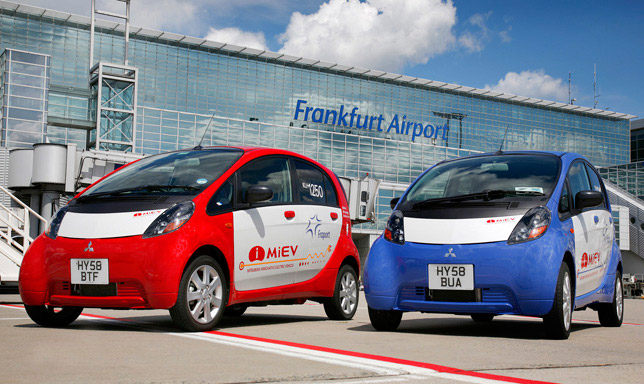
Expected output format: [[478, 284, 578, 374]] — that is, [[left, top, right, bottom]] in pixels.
[[19, 147, 360, 331]]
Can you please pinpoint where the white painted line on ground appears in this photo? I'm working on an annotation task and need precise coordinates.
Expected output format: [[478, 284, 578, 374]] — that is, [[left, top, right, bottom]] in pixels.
[[0, 304, 554, 384]]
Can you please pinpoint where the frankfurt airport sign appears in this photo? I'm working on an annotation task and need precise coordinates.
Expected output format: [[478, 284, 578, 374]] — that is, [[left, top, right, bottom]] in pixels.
[[293, 99, 449, 143]]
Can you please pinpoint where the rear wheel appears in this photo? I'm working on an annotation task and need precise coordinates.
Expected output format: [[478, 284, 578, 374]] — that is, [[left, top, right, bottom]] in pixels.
[[368, 307, 402, 331], [471, 314, 494, 322], [598, 271, 623, 327], [170, 256, 227, 331], [24, 305, 83, 327], [223, 304, 248, 317], [324, 265, 359, 320], [543, 262, 572, 339]]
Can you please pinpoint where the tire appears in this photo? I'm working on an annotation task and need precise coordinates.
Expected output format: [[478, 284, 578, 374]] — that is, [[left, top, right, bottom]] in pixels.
[[24, 305, 83, 327], [170, 256, 227, 331], [598, 271, 624, 327], [368, 306, 403, 331], [471, 314, 494, 322], [223, 304, 248, 317], [543, 262, 573, 339], [324, 265, 359, 320]]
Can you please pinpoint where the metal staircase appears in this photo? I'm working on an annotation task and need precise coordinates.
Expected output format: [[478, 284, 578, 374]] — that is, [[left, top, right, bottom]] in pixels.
[[0, 185, 47, 285]]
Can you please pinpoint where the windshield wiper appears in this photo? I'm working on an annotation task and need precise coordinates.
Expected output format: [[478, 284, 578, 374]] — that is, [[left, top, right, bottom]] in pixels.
[[79, 184, 200, 200], [412, 189, 544, 209]]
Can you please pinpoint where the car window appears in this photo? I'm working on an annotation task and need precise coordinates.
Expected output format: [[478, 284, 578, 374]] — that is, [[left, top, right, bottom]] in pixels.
[[206, 177, 235, 215], [403, 154, 559, 206], [82, 148, 242, 198], [294, 160, 326, 204], [567, 161, 591, 209], [559, 182, 571, 216], [238, 157, 292, 204], [584, 163, 607, 209], [324, 173, 339, 206]]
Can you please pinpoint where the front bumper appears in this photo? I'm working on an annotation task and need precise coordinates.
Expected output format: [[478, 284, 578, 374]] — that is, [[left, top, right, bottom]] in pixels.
[[19, 233, 190, 309], [364, 231, 567, 317]]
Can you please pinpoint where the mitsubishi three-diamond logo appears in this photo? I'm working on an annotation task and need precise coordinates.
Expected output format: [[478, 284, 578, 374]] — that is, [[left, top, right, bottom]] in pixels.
[[444, 247, 455, 257], [84, 241, 94, 252]]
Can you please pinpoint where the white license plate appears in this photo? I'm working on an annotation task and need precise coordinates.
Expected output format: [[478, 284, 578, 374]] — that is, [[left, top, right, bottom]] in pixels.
[[428, 264, 474, 290], [71, 259, 109, 285]]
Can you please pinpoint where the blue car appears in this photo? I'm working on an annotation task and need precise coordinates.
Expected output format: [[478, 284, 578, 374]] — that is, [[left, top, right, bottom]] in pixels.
[[364, 151, 623, 339]]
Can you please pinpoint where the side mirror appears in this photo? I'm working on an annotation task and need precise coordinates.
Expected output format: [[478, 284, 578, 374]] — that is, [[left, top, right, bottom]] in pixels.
[[390, 197, 400, 210], [575, 190, 604, 211], [245, 185, 273, 204]]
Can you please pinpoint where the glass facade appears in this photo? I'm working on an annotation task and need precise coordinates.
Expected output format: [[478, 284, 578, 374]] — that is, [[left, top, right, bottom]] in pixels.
[[0, 3, 636, 234], [0, 49, 50, 147]]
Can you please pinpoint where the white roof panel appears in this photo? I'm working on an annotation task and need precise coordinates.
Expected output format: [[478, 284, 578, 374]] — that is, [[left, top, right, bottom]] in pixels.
[[160, 32, 184, 42], [136, 28, 163, 38], [241, 47, 264, 56], [296, 58, 319, 66], [201, 40, 225, 49], [259, 51, 283, 59], [181, 36, 206, 46]]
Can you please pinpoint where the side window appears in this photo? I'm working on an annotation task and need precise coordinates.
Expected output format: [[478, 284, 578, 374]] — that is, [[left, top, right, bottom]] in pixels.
[[294, 160, 326, 204], [238, 157, 292, 204], [584, 163, 607, 209], [324, 174, 339, 206], [558, 182, 571, 216], [206, 177, 235, 215], [567, 161, 591, 210]]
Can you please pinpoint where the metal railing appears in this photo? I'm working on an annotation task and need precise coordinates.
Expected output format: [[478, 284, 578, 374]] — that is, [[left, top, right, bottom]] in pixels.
[[0, 185, 47, 260]]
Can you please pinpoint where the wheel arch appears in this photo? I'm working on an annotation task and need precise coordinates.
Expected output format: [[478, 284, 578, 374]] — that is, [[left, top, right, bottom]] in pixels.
[[186, 245, 231, 288], [340, 254, 360, 276], [562, 250, 575, 297]]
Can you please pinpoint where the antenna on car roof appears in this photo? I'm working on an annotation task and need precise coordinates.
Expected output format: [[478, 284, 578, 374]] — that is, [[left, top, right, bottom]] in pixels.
[[194, 112, 216, 150], [495, 124, 510, 155]]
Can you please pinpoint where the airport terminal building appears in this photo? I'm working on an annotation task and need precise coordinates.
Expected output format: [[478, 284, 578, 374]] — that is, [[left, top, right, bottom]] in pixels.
[[1, 1, 643, 277]]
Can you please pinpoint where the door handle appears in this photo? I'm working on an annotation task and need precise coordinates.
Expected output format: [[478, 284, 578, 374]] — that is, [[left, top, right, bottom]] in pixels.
[[284, 211, 295, 219], [330, 212, 339, 220]]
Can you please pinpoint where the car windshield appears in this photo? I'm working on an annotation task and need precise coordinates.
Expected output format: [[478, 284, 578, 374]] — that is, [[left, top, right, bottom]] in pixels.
[[81, 148, 243, 198], [402, 154, 560, 208]]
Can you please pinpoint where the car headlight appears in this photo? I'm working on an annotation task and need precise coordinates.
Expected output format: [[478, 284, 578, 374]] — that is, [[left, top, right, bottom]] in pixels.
[[142, 201, 195, 239], [45, 204, 70, 240], [508, 206, 551, 244], [384, 210, 405, 244]]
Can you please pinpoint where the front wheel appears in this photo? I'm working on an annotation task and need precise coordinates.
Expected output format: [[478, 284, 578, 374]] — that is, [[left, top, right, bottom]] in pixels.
[[24, 305, 83, 327], [598, 271, 623, 327], [170, 256, 227, 331], [543, 262, 573, 339], [324, 265, 359, 320], [368, 307, 402, 331]]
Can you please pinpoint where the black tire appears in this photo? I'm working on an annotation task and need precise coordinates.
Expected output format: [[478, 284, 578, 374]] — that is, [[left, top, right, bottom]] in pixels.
[[24, 305, 83, 327], [471, 314, 494, 322], [324, 265, 359, 320], [368, 306, 402, 331], [543, 262, 573, 339], [598, 271, 624, 327], [223, 304, 248, 317], [170, 256, 227, 331]]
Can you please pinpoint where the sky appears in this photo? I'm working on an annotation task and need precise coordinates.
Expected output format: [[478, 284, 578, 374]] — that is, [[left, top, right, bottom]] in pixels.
[[17, 0, 644, 120]]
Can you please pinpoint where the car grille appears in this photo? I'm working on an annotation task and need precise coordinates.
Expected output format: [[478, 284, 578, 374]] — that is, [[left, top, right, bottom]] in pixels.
[[400, 285, 517, 308]]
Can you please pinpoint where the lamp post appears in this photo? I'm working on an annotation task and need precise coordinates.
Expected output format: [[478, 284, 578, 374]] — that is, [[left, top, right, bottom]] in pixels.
[[432, 112, 467, 149]]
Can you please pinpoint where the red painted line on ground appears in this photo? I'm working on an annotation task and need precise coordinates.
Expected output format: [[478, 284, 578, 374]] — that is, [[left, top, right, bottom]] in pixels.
[[208, 330, 554, 384]]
